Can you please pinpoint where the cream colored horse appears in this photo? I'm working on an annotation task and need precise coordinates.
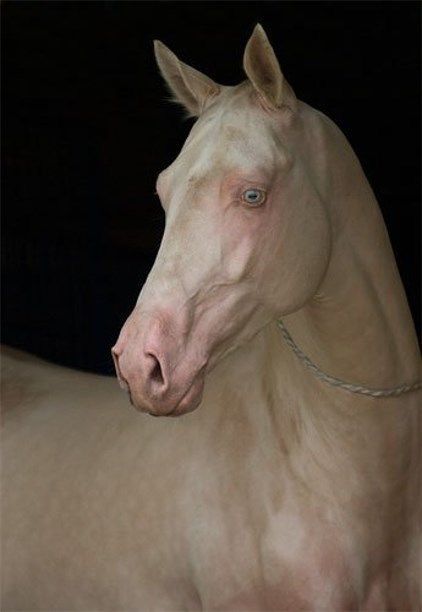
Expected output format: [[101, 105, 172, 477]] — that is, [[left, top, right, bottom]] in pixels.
[[2, 25, 421, 611]]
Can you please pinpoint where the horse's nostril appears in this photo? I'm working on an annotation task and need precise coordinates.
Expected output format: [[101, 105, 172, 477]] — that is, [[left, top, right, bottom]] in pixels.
[[146, 353, 166, 389]]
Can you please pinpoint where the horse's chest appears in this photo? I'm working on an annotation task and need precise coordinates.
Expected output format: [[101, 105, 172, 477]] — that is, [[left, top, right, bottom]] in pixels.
[[185, 478, 366, 609]]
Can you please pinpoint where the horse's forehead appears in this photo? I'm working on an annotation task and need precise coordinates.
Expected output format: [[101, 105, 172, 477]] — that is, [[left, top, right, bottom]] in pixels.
[[174, 111, 280, 182]]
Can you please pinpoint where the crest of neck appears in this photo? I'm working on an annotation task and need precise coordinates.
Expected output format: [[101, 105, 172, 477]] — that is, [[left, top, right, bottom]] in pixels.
[[282, 108, 420, 392]]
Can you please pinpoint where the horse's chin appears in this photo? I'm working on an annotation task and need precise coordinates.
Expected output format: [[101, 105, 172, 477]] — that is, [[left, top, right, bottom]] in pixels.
[[131, 370, 206, 418]]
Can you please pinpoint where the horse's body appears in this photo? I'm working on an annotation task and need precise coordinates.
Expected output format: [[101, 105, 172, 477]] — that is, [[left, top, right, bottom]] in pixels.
[[2, 26, 421, 610]]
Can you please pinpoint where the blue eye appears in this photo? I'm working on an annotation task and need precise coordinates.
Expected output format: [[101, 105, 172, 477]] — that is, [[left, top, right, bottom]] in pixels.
[[242, 188, 266, 206]]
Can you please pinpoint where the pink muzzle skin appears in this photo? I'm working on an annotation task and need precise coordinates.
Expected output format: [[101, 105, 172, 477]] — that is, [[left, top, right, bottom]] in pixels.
[[111, 328, 207, 417]]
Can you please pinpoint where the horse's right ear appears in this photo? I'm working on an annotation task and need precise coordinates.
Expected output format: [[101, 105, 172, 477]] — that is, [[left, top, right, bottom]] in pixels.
[[154, 40, 221, 117], [243, 24, 297, 112]]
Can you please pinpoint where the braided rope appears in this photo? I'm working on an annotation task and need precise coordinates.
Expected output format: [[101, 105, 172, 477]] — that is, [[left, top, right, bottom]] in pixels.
[[277, 320, 422, 398]]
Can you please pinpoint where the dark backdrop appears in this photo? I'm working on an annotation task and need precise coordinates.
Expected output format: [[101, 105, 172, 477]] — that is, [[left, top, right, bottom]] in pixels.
[[3, 1, 420, 375]]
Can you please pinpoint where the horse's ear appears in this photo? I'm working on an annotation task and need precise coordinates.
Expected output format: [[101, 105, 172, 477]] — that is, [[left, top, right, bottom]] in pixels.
[[243, 24, 296, 111], [154, 40, 221, 117]]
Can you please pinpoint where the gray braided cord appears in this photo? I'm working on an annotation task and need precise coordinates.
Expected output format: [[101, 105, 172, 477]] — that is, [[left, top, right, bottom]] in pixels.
[[277, 320, 422, 398]]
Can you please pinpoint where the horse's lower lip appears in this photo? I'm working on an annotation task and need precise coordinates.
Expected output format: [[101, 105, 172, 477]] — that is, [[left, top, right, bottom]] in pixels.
[[142, 370, 206, 417], [168, 375, 205, 416]]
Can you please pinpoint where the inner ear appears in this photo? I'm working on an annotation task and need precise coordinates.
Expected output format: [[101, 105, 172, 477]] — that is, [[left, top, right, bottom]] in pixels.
[[154, 40, 221, 117], [243, 24, 296, 111]]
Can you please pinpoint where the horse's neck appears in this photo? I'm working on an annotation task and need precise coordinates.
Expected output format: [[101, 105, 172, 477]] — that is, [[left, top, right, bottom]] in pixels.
[[283, 107, 420, 390], [202, 109, 420, 509], [204, 316, 418, 522]]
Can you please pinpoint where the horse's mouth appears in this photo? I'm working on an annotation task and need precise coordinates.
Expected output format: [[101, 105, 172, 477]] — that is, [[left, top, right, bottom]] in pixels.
[[128, 367, 206, 418]]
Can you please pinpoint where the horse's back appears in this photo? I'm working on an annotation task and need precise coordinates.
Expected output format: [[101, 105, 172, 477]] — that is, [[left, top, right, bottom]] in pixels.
[[1, 346, 51, 416], [0, 347, 197, 610], [0, 347, 131, 608], [1, 345, 124, 419]]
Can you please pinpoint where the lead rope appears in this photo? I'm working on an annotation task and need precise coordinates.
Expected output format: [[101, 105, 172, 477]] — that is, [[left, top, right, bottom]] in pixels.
[[277, 320, 422, 398]]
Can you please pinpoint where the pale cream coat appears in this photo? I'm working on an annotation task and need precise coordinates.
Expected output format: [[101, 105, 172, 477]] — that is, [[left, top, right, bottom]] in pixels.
[[2, 25, 421, 610]]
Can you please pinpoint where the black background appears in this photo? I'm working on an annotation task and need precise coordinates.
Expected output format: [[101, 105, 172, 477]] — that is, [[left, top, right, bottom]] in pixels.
[[3, 1, 420, 375]]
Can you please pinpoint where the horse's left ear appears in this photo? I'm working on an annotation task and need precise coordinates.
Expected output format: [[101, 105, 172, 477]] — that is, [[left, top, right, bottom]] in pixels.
[[154, 40, 221, 117], [243, 24, 297, 112]]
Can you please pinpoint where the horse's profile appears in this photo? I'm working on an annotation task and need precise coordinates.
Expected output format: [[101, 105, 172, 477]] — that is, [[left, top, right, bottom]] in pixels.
[[2, 25, 421, 610]]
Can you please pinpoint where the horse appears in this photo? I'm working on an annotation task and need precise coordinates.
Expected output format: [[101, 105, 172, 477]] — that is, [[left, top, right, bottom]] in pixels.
[[2, 24, 421, 611]]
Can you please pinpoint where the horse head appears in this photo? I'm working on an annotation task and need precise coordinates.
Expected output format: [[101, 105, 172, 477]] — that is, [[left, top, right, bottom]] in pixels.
[[112, 25, 331, 416]]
